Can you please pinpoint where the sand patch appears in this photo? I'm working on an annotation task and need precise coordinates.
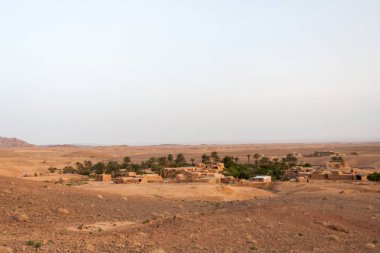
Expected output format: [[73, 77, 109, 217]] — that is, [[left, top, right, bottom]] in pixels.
[[67, 220, 135, 232], [217, 185, 235, 195]]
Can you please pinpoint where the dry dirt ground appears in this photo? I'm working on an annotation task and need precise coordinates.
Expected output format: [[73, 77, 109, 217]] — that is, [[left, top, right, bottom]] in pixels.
[[77, 182, 274, 202], [1, 143, 379, 252], [1, 177, 379, 253], [1, 142, 380, 177]]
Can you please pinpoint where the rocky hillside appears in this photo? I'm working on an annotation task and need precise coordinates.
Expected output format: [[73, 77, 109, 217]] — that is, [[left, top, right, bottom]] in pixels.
[[0, 177, 379, 252], [0, 137, 34, 147]]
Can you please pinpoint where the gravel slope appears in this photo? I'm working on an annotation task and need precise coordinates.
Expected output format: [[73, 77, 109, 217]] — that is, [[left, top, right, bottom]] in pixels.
[[0, 177, 379, 252]]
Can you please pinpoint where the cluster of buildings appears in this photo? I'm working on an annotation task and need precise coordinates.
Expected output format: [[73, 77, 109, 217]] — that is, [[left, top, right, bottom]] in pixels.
[[304, 151, 343, 157], [95, 162, 272, 185], [163, 163, 226, 184], [96, 172, 163, 184], [285, 161, 368, 182]]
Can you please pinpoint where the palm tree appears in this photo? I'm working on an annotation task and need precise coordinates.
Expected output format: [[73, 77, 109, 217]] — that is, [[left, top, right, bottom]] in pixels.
[[247, 154, 251, 164], [210, 151, 220, 163], [157, 156, 168, 167], [234, 157, 239, 163], [190, 158, 195, 166], [167, 154, 174, 166], [254, 153, 261, 166], [175, 153, 186, 167], [201, 154, 211, 164], [259, 157, 270, 168]]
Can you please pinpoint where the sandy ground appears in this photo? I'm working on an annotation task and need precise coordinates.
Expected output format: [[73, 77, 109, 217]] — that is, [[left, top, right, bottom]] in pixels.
[[77, 181, 274, 201], [0, 177, 379, 253], [0, 143, 379, 252]]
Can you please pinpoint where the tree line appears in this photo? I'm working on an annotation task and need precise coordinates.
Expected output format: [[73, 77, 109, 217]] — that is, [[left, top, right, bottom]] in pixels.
[[222, 153, 300, 180], [49, 151, 307, 180], [50, 153, 191, 177]]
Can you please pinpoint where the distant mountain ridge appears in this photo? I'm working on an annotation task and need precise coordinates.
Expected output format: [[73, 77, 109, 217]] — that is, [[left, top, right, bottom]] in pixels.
[[0, 137, 34, 147]]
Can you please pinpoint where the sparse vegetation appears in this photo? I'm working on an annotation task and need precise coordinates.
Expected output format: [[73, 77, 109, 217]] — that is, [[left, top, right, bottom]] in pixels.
[[62, 166, 76, 174], [223, 153, 298, 180], [0, 143, 379, 252], [56, 151, 299, 180], [367, 172, 380, 181], [25, 240, 42, 249], [48, 167, 57, 173], [57, 152, 198, 177], [330, 156, 344, 164]]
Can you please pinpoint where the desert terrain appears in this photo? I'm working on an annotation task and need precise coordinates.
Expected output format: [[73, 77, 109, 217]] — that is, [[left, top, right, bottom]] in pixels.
[[0, 142, 380, 252], [0, 176, 379, 252]]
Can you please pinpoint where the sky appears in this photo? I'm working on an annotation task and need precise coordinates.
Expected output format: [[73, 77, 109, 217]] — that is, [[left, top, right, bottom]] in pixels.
[[0, 0, 380, 145]]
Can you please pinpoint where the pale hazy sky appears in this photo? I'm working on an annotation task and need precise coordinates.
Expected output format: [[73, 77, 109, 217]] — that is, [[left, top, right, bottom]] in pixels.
[[1, 1, 379, 145]]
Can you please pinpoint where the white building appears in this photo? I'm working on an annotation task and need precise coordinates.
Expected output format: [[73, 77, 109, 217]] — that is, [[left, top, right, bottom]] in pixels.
[[252, 175, 272, 183]]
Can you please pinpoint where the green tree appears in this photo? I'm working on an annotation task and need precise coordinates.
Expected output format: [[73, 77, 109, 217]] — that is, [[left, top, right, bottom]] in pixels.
[[210, 151, 220, 163], [284, 154, 298, 166], [93, 162, 106, 174], [253, 154, 261, 165], [62, 166, 76, 174], [167, 154, 174, 166], [157, 156, 168, 167], [175, 154, 186, 167], [259, 157, 271, 168], [84, 160, 93, 170], [367, 172, 380, 181], [76, 161, 92, 176], [106, 161, 121, 177], [330, 156, 344, 164], [123, 156, 131, 164], [147, 157, 156, 167], [75, 162, 84, 170], [201, 154, 211, 164], [247, 154, 251, 164], [130, 163, 142, 173]]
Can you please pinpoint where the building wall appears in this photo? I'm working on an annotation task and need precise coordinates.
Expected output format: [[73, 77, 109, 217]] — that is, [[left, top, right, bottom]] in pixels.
[[310, 174, 328, 180], [96, 174, 112, 182], [327, 174, 354, 180]]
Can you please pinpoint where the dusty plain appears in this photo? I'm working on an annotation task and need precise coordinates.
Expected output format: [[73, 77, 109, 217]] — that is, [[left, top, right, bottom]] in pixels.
[[1, 142, 380, 177], [0, 143, 379, 252]]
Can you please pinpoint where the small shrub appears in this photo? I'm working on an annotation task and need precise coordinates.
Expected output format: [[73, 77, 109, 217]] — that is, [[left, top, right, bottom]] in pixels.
[[142, 219, 150, 224], [367, 172, 380, 181], [25, 240, 34, 246], [25, 240, 43, 249], [48, 167, 57, 173], [62, 166, 77, 174], [34, 241, 42, 249]]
